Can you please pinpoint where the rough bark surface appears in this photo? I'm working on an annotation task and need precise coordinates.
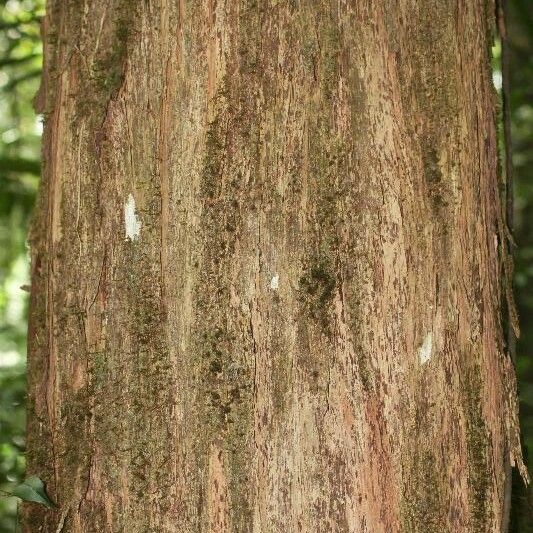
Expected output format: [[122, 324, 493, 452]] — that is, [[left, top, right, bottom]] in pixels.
[[25, 1, 526, 532]]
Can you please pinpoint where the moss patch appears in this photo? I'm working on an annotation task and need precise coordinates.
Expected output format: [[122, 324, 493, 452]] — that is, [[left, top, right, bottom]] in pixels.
[[463, 364, 492, 532], [299, 255, 336, 331], [422, 143, 449, 216], [401, 449, 446, 533]]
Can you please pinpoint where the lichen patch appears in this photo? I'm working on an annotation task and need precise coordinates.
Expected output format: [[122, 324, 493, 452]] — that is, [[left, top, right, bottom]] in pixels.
[[418, 332, 433, 365], [124, 193, 141, 241]]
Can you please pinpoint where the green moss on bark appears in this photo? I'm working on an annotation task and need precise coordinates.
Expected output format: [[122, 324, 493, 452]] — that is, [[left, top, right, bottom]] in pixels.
[[299, 255, 336, 329], [463, 364, 492, 532], [401, 449, 447, 533]]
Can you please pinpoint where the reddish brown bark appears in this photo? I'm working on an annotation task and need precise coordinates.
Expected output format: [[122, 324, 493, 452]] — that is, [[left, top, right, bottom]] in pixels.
[[26, 1, 526, 531]]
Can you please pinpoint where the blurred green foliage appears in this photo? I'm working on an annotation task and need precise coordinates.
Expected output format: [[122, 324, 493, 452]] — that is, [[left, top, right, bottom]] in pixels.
[[0, 0, 531, 531], [0, 0, 43, 529], [509, 0, 533, 529]]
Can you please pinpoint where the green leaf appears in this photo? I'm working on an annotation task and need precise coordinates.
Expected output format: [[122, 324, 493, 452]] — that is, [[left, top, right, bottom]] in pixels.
[[11, 476, 56, 508]]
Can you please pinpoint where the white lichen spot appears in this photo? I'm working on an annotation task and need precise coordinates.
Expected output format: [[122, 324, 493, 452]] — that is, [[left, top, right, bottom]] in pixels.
[[418, 332, 433, 365], [270, 274, 279, 290], [124, 193, 141, 241]]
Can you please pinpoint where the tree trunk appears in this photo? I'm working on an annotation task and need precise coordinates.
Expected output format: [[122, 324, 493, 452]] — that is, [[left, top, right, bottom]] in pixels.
[[26, 1, 527, 531]]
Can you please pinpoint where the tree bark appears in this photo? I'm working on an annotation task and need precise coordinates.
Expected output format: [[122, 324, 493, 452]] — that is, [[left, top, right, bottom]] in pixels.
[[26, 1, 527, 531]]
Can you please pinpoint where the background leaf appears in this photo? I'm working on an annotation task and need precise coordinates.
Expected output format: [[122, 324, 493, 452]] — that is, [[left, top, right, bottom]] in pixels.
[[11, 476, 55, 508]]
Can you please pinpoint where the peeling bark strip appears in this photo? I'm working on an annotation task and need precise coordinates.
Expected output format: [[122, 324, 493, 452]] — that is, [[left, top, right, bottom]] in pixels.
[[25, 1, 526, 532]]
